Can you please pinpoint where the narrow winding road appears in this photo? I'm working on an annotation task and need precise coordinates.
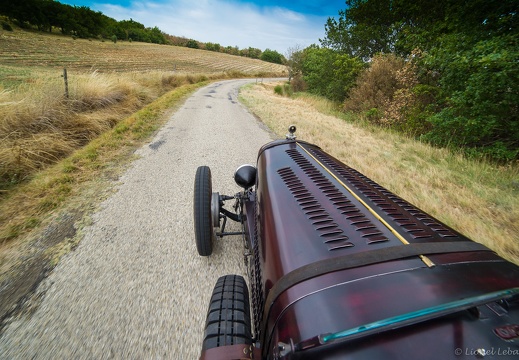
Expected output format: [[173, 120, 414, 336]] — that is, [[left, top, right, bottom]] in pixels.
[[0, 79, 276, 359]]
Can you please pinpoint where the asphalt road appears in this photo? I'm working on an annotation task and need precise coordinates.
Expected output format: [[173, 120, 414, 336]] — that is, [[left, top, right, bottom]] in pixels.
[[0, 79, 276, 359]]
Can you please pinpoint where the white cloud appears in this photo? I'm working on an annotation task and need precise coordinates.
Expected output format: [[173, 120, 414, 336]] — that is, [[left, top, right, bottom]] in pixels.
[[95, 0, 327, 53]]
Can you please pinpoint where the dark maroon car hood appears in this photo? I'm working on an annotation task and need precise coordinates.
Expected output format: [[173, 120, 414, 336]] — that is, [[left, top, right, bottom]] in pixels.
[[253, 140, 519, 359]]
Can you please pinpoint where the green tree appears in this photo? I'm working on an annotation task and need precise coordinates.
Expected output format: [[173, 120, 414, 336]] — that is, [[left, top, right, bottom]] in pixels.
[[205, 42, 221, 52], [321, 0, 519, 160], [186, 39, 199, 49], [321, 0, 401, 59], [146, 26, 165, 44], [248, 47, 262, 59], [302, 46, 364, 102], [260, 49, 284, 64], [421, 34, 519, 160]]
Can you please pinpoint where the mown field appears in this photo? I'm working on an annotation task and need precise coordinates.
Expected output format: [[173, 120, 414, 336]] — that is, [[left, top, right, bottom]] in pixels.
[[0, 29, 285, 88]]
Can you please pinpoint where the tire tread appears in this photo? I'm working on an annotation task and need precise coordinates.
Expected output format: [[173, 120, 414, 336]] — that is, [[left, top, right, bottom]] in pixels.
[[202, 275, 252, 350]]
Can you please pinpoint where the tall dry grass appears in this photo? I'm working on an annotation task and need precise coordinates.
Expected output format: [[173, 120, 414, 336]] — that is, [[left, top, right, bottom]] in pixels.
[[0, 70, 243, 191], [240, 82, 519, 264], [0, 79, 208, 246]]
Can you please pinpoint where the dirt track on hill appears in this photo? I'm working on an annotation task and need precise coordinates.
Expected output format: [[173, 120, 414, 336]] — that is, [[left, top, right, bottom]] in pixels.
[[0, 79, 276, 359]]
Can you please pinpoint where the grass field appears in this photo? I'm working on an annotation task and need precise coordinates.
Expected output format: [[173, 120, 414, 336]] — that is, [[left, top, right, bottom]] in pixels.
[[0, 29, 285, 88], [240, 82, 519, 265]]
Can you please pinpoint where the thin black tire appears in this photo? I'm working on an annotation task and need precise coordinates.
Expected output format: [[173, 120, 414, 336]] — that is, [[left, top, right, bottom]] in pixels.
[[202, 275, 252, 351], [194, 166, 214, 256]]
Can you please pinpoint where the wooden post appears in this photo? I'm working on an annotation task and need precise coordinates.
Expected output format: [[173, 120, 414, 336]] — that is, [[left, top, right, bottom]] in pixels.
[[63, 68, 69, 99]]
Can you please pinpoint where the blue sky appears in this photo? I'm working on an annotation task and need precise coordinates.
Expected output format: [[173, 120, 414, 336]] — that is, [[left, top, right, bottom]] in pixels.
[[59, 0, 346, 53]]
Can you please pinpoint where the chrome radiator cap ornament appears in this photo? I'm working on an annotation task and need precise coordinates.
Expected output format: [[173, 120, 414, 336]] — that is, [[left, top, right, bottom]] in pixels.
[[286, 125, 297, 140]]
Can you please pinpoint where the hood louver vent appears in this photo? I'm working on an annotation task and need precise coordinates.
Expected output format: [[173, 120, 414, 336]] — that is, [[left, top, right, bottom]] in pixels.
[[281, 147, 390, 248], [307, 147, 458, 240], [278, 167, 354, 251]]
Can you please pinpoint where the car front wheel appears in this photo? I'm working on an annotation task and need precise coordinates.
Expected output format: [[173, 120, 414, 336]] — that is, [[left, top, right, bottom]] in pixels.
[[193, 166, 214, 256]]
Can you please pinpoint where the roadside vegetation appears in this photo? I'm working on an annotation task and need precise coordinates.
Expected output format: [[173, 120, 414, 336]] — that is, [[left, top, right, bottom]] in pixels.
[[285, 0, 518, 162], [1, 70, 215, 191], [0, 80, 206, 246], [240, 82, 519, 265]]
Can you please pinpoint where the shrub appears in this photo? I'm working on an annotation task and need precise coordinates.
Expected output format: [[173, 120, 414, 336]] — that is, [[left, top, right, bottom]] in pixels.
[[302, 46, 364, 102], [2, 21, 13, 31], [379, 50, 437, 135], [273, 83, 293, 97], [111, 35, 117, 43], [283, 84, 293, 96], [290, 75, 307, 92], [344, 53, 404, 120], [261, 49, 284, 64], [186, 39, 199, 49], [420, 35, 519, 161]]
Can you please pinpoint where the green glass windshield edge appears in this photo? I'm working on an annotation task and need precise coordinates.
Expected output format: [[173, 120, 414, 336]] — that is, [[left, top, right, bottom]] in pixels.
[[323, 287, 519, 343]]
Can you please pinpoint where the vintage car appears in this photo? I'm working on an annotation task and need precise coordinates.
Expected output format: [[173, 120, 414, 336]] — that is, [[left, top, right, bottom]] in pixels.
[[193, 126, 519, 359]]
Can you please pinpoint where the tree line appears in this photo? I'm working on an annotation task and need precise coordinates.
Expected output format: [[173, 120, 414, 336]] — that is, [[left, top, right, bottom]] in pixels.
[[178, 38, 283, 64], [0, 0, 166, 43], [286, 0, 518, 161], [0, 0, 285, 64]]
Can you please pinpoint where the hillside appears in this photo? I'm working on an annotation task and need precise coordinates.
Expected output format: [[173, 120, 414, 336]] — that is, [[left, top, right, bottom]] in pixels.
[[0, 28, 286, 87]]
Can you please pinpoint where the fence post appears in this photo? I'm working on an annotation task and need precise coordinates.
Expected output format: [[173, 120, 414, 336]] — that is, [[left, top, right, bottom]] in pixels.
[[63, 68, 69, 99]]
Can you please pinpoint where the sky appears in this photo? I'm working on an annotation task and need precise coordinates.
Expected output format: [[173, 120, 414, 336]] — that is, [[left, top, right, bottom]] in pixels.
[[59, 0, 347, 53]]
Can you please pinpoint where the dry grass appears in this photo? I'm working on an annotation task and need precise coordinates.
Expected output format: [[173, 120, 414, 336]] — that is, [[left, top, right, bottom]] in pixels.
[[0, 28, 286, 244], [240, 82, 519, 264], [0, 81, 206, 245], [0, 28, 285, 193], [0, 71, 276, 191], [0, 29, 286, 85], [0, 71, 209, 188]]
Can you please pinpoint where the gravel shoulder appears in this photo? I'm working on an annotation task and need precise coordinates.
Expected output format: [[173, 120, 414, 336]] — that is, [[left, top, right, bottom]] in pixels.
[[0, 79, 276, 359]]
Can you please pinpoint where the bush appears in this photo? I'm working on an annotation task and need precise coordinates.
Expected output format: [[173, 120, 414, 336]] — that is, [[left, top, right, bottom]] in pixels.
[[344, 54, 404, 120], [261, 49, 284, 64], [290, 75, 307, 92], [2, 21, 13, 31], [302, 46, 364, 102], [111, 35, 117, 43], [186, 39, 199, 49], [273, 84, 293, 97], [420, 35, 519, 161]]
